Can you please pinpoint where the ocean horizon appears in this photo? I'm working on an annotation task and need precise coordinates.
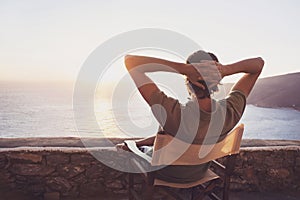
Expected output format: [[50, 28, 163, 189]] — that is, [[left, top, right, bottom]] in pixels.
[[1, 82, 299, 140]]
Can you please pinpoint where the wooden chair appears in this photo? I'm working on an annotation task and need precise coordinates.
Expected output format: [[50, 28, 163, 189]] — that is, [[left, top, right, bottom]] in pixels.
[[126, 124, 244, 200]]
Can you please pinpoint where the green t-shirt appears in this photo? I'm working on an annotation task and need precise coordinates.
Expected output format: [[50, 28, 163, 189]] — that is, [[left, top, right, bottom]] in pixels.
[[148, 90, 246, 183]]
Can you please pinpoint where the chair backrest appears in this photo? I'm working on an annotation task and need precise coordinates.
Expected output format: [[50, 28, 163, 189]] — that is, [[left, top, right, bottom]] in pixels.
[[151, 124, 244, 166]]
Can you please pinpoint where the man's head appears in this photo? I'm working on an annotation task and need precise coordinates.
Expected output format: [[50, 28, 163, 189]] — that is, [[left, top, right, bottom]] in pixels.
[[186, 50, 220, 99]]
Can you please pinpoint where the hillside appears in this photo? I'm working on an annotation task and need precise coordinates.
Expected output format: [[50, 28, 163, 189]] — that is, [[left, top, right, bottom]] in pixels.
[[224, 72, 300, 109]]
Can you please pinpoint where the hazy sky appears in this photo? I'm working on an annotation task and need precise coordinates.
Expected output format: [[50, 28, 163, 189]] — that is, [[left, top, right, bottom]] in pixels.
[[0, 0, 299, 83]]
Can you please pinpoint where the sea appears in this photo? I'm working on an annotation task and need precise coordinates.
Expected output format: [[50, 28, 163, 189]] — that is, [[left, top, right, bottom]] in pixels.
[[0, 82, 299, 140]]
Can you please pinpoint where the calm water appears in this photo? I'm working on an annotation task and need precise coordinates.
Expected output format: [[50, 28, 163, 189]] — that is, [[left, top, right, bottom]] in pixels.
[[0, 83, 299, 140]]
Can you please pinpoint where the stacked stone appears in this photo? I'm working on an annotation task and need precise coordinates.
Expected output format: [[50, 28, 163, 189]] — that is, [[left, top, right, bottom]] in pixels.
[[0, 145, 299, 199], [229, 146, 300, 193], [0, 149, 128, 199]]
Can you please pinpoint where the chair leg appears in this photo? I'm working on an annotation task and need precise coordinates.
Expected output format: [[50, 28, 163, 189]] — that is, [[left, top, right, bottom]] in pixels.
[[223, 175, 230, 200], [128, 173, 154, 200], [142, 184, 154, 200], [128, 173, 134, 200]]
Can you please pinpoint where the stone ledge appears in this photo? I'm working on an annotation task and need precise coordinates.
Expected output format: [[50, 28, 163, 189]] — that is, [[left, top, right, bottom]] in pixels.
[[0, 137, 299, 148], [0, 146, 116, 153], [0, 145, 299, 153], [241, 145, 300, 151]]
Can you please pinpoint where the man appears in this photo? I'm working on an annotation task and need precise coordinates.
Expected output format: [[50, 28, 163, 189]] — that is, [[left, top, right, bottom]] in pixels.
[[117, 50, 264, 184]]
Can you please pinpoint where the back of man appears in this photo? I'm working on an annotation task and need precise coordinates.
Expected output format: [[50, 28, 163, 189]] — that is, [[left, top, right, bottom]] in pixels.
[[149, 89, 246, 183]]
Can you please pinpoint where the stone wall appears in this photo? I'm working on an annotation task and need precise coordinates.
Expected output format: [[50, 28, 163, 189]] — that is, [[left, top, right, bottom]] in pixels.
[[0, 147, 130, 200], [0, 139, 299, 199], [230, 146, 300, 193]]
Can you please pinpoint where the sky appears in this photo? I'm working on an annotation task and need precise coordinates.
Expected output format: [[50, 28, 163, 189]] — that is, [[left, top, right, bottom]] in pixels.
[[0, 0, 300, 83]]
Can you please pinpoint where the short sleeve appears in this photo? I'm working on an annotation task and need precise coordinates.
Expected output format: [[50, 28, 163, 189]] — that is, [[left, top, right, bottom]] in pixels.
[[221, 90, 246, 134], [149, 91, 181, 135]]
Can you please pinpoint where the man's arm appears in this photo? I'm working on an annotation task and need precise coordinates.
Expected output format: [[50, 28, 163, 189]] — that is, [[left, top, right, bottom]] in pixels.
[[116, 136, 156, 151], [220, 57, 265, 97], [125, 55, 186, 74], [124, 55, 205, 105], [135, 136, 156, 147]]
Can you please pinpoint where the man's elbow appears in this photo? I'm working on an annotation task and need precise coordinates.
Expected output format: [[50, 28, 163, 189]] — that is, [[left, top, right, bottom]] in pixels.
[[257, 57, 265, 72], [125, 55, 133, 61], [124, 55, 133, 70]]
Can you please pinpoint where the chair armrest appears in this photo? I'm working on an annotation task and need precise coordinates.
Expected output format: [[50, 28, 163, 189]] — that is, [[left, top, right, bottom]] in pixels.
[[224, 154, 238, 175], [212, 160, 225, 171]]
